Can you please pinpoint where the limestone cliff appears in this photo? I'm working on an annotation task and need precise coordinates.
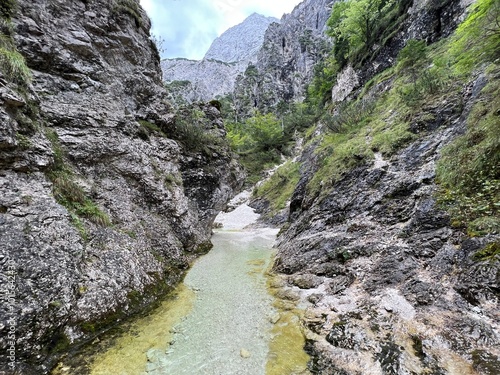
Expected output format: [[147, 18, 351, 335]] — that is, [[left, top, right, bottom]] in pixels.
[[0, 0, 241, 373], [161, 13, 278, 103], [262, 0, 500, 373], [233, 0, 335, 116]]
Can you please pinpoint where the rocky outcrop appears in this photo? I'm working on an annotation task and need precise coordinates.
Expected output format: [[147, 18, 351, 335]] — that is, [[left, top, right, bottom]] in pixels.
[[276, 86, 500, 373], [233, 0, 334, 116], [0, 0, 241, 373], [271, 1, 500, 373], [162, 58, 244, 103], [161, 13, 278, 103]]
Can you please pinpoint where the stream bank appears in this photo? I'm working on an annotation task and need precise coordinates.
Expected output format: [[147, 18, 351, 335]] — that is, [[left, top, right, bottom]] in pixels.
[[53, 192, 310, 375]]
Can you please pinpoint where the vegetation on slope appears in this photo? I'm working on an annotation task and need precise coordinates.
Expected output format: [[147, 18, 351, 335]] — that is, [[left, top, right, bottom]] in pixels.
[[225, 0, 499, 235], [0, 1, 31, 84]]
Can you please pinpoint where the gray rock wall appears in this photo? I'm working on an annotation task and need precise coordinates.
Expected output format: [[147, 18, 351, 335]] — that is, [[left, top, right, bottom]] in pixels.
[[0, 0, 241, 373], [233, 0, 335, 116], [271, 1, 500, 373]]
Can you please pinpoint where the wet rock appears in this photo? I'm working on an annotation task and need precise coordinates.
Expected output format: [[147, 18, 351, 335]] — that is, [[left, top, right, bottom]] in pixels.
[[289, 274, 323, 289]]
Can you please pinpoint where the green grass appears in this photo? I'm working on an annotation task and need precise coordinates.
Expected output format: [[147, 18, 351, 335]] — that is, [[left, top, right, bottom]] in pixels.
[[436, 66, 500, 236], [449, 0, 500, 77], [0, 45, 31, 84], [473, 241, 500, 261], [253, 161, 300, 215], [45, 129, 112, 232], [113, 0, 142, 28]]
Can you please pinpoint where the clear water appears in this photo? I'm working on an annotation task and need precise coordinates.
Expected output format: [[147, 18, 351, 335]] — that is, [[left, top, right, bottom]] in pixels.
[[85, 203, 309, 375]]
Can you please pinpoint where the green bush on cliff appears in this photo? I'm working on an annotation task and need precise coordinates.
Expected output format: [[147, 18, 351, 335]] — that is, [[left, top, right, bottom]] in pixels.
[[174, 106, 225, 153], [0, 0, 16, 19]]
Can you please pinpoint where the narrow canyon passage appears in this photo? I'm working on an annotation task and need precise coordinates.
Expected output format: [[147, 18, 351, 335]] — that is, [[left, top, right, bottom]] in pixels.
[[87, 197, 309, 375]]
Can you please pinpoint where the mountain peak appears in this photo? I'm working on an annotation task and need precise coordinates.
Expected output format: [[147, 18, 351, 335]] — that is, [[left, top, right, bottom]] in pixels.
[[203, 13, 279, 63]]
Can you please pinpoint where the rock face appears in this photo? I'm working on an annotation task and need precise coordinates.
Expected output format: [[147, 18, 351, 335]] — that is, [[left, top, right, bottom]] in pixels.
[[270, 0, 500, 373], [162, 58, 244, 103], [0, 0, 241, 373], [205, 13, 279, 63], [161, 13, 278, 103], [233, 0, 335, 115]]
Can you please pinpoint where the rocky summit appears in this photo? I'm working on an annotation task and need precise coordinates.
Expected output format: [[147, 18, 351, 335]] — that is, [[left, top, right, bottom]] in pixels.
[[161, 13, 278, 103]]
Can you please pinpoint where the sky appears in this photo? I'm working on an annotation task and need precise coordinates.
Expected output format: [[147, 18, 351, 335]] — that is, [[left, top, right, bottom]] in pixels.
[[139, 0, 303, 60]]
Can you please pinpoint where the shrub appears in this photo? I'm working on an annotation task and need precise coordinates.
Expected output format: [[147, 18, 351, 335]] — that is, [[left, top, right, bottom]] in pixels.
[[0, 0, 16, 19]]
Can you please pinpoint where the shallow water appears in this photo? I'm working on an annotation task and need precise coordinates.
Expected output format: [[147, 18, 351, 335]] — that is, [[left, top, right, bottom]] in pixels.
[[144, 228, 278, 375], [85, 201, 309, 375]]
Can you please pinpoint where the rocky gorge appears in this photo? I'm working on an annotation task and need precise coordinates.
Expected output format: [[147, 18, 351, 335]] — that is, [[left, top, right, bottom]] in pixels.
[[0, 0, 499, 374]]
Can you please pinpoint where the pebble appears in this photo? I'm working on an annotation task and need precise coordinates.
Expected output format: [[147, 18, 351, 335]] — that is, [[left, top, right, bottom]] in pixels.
[[240, 348, 251, 358]]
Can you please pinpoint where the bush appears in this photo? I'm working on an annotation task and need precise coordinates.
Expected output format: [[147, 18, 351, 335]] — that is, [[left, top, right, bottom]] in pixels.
[[173, 107, 223, 152], [0, 0, 16, 19]]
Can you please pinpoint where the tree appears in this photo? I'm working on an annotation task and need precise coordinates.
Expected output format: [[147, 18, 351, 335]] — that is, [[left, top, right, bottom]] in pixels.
[[246, 112, 283, 152], [327, 0, 396, 64]]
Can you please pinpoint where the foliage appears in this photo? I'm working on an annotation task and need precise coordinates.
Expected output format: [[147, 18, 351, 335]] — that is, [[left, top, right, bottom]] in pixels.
[[253, 161, 300, 215], [326, 0, 411, 70], [323, 96, 375, 132], [473, 241, 500, 261], [173, 106, 225, 153], [436, 67, 500, 236], [137, 119, 166, 140], [450, 0, 500, 76], [225, 112, 284, 184], [307, 56, 340, 107], [0, 0, 16, 19], [246, 112, 283, 151], [113, 0, 142, 27], [0, 27, 31, 84], [396, 39, 427, 79]]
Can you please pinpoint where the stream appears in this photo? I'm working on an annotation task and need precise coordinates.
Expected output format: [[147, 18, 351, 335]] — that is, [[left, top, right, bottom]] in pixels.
[[85, 194, 310, 375]]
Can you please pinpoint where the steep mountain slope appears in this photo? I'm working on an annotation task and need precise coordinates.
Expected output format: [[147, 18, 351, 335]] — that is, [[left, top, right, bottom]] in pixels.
[[161, 13, 278, 103], [0, 0, 241, 373], [205, 12, 279, 63], [251, 0, 500, 373]]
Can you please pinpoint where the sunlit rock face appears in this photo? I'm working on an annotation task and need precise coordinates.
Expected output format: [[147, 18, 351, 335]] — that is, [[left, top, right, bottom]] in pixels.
[[161, 13, 278, 102], [0, 0, 242, 373]]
